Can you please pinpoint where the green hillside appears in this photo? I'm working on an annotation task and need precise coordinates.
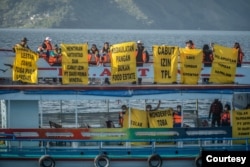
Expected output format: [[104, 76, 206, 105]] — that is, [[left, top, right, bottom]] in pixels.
[[0, 0, 249, 30]]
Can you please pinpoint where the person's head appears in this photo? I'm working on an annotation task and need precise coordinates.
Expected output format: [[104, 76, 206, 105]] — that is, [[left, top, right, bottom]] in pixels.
[[137, 40, 143, 48], [45, 37, 52, 42], [104, 42, 109, 48], [224, 104, 231, 111], [146, 104, 152, 111], [234, 42, 240, 49], [121, 105, 127, 111], [185, 40, 194, 49], [203, 44, 210, 52], [91, 44, 97, 50], [21, 37, 28, 44], [177, 105, 181, 112]]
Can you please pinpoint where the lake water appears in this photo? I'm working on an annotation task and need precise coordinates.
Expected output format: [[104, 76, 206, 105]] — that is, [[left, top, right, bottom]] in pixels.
[[0, 29, 248, 128], [0, 29, 250, 61]]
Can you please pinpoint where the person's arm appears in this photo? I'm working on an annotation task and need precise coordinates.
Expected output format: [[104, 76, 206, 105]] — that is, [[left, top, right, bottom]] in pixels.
[[152, 100, 161, 111]]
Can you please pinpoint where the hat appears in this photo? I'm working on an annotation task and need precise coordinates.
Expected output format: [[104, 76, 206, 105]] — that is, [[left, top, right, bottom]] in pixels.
[[21, 37, 28, 42], [45, 37, 52, 41], [186, 40, 193, 45], [137, 40, 143, 45]]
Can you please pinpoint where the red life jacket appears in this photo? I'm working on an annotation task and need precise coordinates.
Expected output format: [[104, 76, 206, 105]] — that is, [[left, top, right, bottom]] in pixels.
[[221, 112, 230, 123]]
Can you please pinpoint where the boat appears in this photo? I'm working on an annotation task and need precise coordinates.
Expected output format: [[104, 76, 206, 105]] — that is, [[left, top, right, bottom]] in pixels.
[[0, 46, 250, 167]]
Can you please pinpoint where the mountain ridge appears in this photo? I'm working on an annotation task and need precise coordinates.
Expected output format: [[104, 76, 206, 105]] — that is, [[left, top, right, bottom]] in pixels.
[[0, 0, 249, 30]]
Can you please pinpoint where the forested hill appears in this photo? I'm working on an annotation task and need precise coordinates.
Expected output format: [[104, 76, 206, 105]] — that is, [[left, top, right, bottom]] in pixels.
[[0, 0, 249, 30]]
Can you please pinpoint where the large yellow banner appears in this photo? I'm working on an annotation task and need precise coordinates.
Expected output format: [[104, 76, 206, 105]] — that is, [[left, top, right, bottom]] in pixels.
[[123, 108, 148, 128], [232, 109, 250, 144], [110, 42, 137, 84], [209, 44, 237, 83], [61, 43, 88, 84], [13, 47, 38, 83], [153, 45, 178, 83], [148, 109, 173, 128], [179, 48, 203, 84]]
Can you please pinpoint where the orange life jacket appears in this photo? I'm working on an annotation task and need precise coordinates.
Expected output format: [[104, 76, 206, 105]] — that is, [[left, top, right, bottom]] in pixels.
[[44, 41, 53, 51], [119, 112, 124, 127], [88, 53, 99, 64], [135, 50, 147, 63], [173, 113, 182, 124], [238, 48, 244, 64], [221, 112, 230, 123]]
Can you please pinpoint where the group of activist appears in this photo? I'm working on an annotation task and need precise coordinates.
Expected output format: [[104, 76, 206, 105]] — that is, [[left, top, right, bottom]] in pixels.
[[12, 37, 245, 85], [118, 101, 182, 129]]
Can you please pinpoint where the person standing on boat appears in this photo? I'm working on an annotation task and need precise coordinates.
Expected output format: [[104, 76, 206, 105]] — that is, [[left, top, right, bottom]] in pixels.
[[173, 105, 182, 127], [221, 104, 231, 126], [100, 42, 111, 84], [133, 40, 148, 85], [13, 37, 30, 52], [233, 42, 245, 67], [88, 44, 100, 65], [202, 44, 214, 67], [88, 44, 100, 84], [208, 99, 223, 127], [42, 37, 53, 59], [119, 105, 128, 128]]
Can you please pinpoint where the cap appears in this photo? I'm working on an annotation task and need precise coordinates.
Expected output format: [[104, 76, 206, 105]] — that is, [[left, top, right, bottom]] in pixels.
[[185, 40, 193, 45], [21, 37, 28, 42], [137, 40, 143, 45], [45, 37, 52, 41]]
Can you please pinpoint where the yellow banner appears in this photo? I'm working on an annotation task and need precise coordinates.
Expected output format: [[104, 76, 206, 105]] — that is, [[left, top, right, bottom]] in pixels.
[[123, 108, 148, 128], [209, 44, 237, 83], [110, 42, 137, 84], [232, 109, 250, 144], [179, 48, 203, 84], [148, 109, 173, 128], [153, 45, 178, 83], [13, 47, 38, 83], [61, 43, 88, 84]]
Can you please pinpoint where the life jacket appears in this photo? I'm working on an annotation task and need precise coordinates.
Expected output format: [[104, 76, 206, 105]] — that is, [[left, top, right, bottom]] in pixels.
[[237, 48, 244, 65], [88, 49, 100, 65], [48, 56, 58, 66], [221, 112, 230, 123], [118, 112, 124, 127], [173, 112, 182, 124], [203, 50, 213, 65], [101, 47, 110, 63], [44, 41, 53, 51], [136, 47, 147, 63]]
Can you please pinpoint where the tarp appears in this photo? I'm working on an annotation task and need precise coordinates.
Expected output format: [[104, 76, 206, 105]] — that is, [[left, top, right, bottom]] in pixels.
[[209, 44, 237, 83], [61, 43, 88, 84]]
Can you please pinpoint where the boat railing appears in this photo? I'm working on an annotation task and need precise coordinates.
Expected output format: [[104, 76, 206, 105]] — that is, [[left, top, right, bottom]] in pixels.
[[0, 127, 249, 163], [0, 136, 249, 160], [0, 127, 248, 149]]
